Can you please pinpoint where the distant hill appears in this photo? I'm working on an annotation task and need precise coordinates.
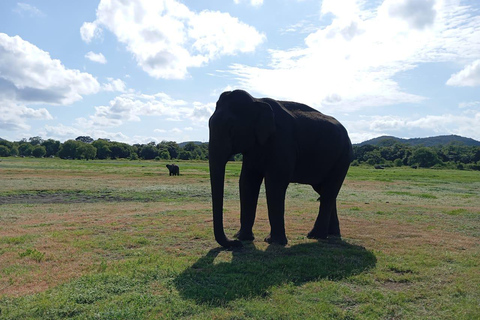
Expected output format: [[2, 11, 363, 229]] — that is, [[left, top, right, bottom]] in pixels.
[[178, 141, 205, 148], [357, 135, 480, 147]]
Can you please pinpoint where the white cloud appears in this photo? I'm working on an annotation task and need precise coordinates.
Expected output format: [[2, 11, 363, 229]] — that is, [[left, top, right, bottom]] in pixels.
[[85, 51, 107, 64], [81, 0, 265, 79], [49, 92, 214, 143], [0, 33, 100, 134], [0, 102, 52, 131], [190, 102, 214, 124], [42, 124, 129, 142], [459, 101, 480, 109], [346, 111, 480, 143], [79, 92, 190, 129], [387, 0, 436, 30], [234, 0, 264, 7], [80, 22, 101, 43], [446, 59, 480, 87], [102, 78, 126, 92], [13, 3, 45, 17], [0, 33, 100, 105], [227, 0, 480, 112]]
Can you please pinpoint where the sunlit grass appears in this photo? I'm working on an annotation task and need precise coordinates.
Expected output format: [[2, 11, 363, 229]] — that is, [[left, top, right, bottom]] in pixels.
[[0, 158, 479, 319]]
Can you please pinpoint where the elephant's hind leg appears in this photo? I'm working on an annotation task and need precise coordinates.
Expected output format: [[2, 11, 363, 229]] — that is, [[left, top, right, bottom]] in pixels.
[[309, 166, 348, 239], [308, 192, 336, 239]]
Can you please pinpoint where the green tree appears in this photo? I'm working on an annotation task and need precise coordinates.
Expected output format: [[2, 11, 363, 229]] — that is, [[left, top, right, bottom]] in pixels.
[[159, 141, 179, 159], [158, 148, 171, 160], [75, 136, 94, 144], [18, 143, 33, 156], [32, 145, 46, 158], [41, 139, 61, 157], [92, 139, 111, 159], [76, 143, 97, 160], [109, 142, 132, 159], [394, 158, 403, 167], [28, 136, 43, 146], [178, 150, 192, 160], [353, 145, 377, 163], [58, 140, 80, 159], [140, 144, 158, 160], [409, 147, 441, 168], [9, 145, 19, 157], [365, 149, 384, 165], [0, 145, 10, 157]]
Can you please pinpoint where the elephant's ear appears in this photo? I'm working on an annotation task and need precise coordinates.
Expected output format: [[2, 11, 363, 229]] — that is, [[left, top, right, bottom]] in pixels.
[[254, 101, 275, 145]]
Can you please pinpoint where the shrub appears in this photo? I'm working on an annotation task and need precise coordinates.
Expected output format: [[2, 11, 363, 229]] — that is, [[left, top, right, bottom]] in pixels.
[[32, 145, 47, 158], [394, 158, 403, 167], [0, 145, 10, 157]]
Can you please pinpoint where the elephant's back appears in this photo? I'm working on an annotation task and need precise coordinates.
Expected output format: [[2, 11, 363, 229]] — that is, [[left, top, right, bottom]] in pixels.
[[288, 105, 352, 183]]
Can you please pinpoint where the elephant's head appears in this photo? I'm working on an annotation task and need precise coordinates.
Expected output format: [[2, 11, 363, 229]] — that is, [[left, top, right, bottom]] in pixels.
[[208, 90, 276, 248]]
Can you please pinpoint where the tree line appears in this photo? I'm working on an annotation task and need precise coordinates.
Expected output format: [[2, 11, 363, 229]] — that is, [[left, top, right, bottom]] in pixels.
[[0, 136, 208, 161], [1, 136, 480, 170], [352, 143, 480, 170]]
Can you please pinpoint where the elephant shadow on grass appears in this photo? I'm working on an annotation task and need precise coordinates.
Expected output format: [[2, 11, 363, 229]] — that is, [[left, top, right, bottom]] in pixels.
[[174, 240, 376, 305]]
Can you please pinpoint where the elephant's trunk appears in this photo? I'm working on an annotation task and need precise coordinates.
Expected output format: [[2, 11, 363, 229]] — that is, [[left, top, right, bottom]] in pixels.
[[209, 144, 242, 248]]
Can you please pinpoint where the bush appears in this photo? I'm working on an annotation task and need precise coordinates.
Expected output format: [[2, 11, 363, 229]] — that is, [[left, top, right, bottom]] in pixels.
[[394, 158, 403, 167], [409, 147, 441, 168], [0, 145, 10, 157], [32, 145, 46, 158], [129, 153, 139, 160]]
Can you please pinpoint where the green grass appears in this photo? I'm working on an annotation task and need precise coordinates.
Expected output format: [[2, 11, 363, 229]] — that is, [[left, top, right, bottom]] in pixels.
[[0, 158, 479, 319]]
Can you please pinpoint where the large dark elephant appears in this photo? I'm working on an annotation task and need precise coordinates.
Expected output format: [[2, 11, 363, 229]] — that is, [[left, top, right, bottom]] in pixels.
[[166, 164, 179, 176], [209, 90, 353, 248]]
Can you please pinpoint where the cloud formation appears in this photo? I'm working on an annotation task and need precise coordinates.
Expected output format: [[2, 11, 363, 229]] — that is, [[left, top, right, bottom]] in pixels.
[[0, 33, 100, 131], [446, 60, 480, 87], [228, 0, 480, 111], [346, 110, 480, 143], [81, 0, 265, 79], [234, 0, 264, 6], [102, 78, 126, 92], [0, 33, 100, 105], [85, 51, 107, 64], [13, 3, 45, 17], [77, 92, 190, 129], [0, 102, 52, 131]]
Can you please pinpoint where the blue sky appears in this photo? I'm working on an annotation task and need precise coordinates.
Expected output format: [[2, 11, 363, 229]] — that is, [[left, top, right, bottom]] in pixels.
[[1, 0, 480, 144]]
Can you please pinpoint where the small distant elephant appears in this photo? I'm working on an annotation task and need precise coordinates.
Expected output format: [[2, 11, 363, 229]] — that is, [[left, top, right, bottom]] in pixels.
[[209, 90, 353, 248], [166, 164, 179, 176], [374, 165, 385, 169]]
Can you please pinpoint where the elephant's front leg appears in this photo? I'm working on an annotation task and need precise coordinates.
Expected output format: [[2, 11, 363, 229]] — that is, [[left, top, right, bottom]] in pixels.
[[264, 178, 289, 245], [235, 167, 263, 241]]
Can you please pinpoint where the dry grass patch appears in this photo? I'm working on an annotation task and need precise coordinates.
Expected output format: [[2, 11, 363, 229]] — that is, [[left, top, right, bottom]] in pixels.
[[0, 159, 478, 319]]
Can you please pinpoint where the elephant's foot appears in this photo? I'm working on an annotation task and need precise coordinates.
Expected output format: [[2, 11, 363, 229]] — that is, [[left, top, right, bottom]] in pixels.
[[234, 230, 255, 241], [307, 229, 328, 240], [264, 234, 288, 246], [328, 231, 341, 239], [307, 229, 341, 240]]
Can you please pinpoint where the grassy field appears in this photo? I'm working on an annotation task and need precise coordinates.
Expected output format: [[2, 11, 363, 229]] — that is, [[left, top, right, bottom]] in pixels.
[[0, 158, 478, 319]]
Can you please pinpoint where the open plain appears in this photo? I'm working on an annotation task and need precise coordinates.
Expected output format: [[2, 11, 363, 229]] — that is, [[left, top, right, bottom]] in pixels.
[[0, 158, 478, 319]]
